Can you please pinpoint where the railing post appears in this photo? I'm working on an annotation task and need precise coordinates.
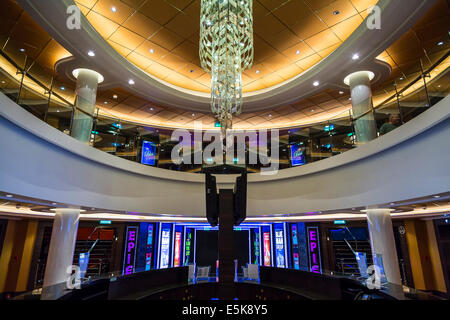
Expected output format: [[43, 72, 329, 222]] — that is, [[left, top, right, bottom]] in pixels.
[[16, 55, 27, 104], [393, 82, 404, 125], [420, 58, 432, 108]]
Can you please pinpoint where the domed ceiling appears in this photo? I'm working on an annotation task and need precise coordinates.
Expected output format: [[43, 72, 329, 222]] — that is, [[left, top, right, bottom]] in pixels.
[[75, 0, 378, 93]]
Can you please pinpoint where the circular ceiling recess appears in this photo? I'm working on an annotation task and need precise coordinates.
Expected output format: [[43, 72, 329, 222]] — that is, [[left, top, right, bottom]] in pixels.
[[75, 0, 378, 94]]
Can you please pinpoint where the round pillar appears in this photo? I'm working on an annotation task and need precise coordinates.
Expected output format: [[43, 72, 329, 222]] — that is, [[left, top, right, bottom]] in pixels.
[[363, 208, 402, 285], [42, 208, 81, 299], [70, 69, 104, 143], [344, 71, 377, 144]]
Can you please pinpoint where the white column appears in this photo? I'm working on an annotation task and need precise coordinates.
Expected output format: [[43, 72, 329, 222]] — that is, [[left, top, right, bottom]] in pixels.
[[345, 71, 377, 143], [363, 208, 402, 285], [70, 68, 103, 143], [42, 208, 81, 299]]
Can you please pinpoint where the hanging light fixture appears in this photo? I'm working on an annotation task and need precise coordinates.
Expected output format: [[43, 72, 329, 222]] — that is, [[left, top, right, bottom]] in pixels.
[[200, 0, 254, 133]]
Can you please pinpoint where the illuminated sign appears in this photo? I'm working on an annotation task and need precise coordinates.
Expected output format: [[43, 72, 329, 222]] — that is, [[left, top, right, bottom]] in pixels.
[[99, 220, 111, 225], [141, 140, 156, 166], [253, 230, 260, 265], [334, 220, 347, 225], [307, 226, 322, 274], [160, 227, 171, 269], [263, 232, 271, 267], [184, 229, 192, 266], [174, 232, 181, 267], [291, 224, 300, 270], [274, 224, 286, 268], [145, 224, 154, 271], [123, 226, 138, 275], [290, 143, 306, 166]]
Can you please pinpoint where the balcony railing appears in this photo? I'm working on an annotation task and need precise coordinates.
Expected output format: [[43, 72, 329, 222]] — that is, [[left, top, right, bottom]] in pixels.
[[0, 45, 449, 174]]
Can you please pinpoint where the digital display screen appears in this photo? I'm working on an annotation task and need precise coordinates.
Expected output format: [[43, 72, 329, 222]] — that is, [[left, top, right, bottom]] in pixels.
[[290, 143, 306, 166], [123, 226, 138, 275], [160, 227, 171, 269], [274, 224, 286, 268], [145, 224, 153, 271], [263, 232, 271, 267], [291, 224, 300, 270], [253, 229, 260, 265], [173, 232, 181, 267], [141, 140, 156, 166]]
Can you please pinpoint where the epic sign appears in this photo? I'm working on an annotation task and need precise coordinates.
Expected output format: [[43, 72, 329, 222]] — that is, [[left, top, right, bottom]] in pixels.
[[123, 226, 139, 275], [307, 226, 322, 274]]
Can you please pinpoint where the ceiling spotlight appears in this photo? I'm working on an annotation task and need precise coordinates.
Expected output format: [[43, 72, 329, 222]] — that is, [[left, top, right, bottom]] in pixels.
[[433, 195, 441, 198], [111, 6, 117, 12], [20, 48, 25, 52], [52, 202, 57, 205], [333, 10, 340, 15], [437, 41, 444, 46], [390, 202, 395, 205], [113, 94, 118, 99], [349, 97, 352, 101], [104, 101, 108, 104], [311, 109, 315, 112], [313, 81, 320, 86], [149, 48, 154, 54], [88, 50, 95, 57], [339, 91, 344, 94], [56, 110, 60, 112], [192, 113, 195, 116], [296, 50, 301, 55], [255, 70, 260, 74], [150, 107, 154, 111], [399, 77, 404, 80], [1, 80, 5, 84], [5, 194, 13, 198], [128, 79, 135, 85], [60, 86, 65, 90], [352, 53, 359, 60]]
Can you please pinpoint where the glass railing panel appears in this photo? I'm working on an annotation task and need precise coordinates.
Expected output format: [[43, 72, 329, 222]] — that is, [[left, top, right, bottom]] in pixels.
[[17, 75, 49, 121], [46, 100, 72, 133], [309, 123, 333, 162]]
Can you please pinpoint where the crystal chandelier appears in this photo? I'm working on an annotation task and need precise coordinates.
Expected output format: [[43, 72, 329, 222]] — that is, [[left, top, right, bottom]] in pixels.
[[200, 0, 254, 133]]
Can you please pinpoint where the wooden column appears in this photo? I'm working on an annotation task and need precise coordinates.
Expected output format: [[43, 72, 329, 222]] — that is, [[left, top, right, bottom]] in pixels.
[[218, 189, 235, 299]]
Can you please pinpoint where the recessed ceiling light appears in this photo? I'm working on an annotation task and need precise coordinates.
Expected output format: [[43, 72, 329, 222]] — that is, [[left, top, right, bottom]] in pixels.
[[60, 86, 65, 90], [150, 107, 154, 111], [52, 202, 57, 205], [333, 10, 340, 15], [268, 114, 272, 117], [88, 50, 95, 57], [56, 110, 60, 112], [111, 6, 117, 12], [339, 91, 344, 94], [399, 77, 404, 80], [311, 109, 315, 112], [433, 195, 441, 198], [20, 48, 25, 52], [5, 194, 13, 198], [1, 80, 5, 84], [352, 53, 359, 60], [349, 97, 352, 100], [104, 101, 108, 104], [128, 79, 135, 85], [255, 70, 260, 74], [113, 94, 118, 99], [313, 81, 320, 86], [390, 202, 395, 205], [192, 113, 195, 116], [149, 48, 154, 53], [296, 50, 301, 55], [437, 41, 444, 46]]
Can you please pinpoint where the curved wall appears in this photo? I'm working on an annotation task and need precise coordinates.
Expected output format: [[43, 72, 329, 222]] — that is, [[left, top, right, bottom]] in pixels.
[[0, 93, 449, 216]]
